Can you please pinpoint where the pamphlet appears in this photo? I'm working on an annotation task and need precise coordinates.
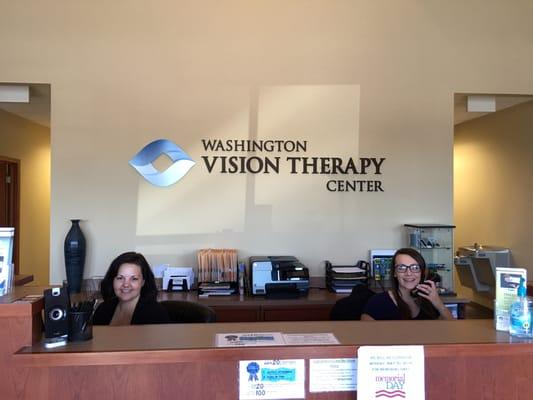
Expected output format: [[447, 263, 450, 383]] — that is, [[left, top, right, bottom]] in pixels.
[[216, 332, 285, 347], [495, 267, 527, 331], [216, 332, 339, 347], [283, 333, 339, 346], [0, 228, 15, 296]]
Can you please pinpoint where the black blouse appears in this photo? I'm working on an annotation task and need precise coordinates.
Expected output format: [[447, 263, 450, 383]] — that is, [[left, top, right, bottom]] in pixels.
[[92, 296, 170, 325]]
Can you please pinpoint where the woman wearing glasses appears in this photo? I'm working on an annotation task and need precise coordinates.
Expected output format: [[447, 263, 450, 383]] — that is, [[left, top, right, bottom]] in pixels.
[[361, 248, 453, 320]]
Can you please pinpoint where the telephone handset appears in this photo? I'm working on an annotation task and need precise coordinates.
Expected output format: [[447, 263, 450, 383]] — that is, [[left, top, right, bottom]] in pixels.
[[411, 271, 441, 298]]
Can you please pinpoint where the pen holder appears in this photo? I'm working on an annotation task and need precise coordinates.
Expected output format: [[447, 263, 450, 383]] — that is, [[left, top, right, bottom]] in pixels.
[[68, 310, 93, 342]]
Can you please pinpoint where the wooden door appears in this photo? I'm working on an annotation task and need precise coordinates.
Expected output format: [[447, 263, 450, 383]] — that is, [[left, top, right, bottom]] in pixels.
[[0, 158, 19, 274]]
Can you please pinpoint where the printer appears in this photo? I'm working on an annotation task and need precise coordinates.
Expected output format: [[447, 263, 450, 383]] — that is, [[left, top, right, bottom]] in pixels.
[[162, 267, 195, 292], [250, 256, 309, 297]]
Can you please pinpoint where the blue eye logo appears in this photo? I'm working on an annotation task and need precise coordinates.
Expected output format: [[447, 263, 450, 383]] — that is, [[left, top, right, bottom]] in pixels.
[[129, 139, 195, 187]]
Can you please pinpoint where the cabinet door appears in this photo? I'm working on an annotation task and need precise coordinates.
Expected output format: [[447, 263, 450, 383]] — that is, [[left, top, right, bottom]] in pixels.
[[211, 306, 260, 322], [406, 225, 455, 294], [262, 305, 333, 321]]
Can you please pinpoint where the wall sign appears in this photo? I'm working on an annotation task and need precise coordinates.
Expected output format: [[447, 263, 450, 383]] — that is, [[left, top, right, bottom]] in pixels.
[[131, 138, 385, 192]]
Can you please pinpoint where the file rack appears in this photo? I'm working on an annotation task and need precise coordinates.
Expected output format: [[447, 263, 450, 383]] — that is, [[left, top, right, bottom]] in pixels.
[[325, 261, 370, 293]]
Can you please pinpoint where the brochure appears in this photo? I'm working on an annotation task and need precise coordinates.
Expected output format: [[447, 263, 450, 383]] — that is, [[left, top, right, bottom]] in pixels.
[[216, 332, 285, 347], [495, 267, 527, 331], [0, 228, 15, 296]]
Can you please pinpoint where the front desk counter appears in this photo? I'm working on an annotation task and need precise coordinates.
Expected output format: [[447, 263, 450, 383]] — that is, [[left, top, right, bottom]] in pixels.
[[2, 287, 532, 400]]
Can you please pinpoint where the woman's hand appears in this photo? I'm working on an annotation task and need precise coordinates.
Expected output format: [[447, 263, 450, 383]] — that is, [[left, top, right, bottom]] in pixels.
[[415, 280, 440, 304], [415, 280, 454, 320]]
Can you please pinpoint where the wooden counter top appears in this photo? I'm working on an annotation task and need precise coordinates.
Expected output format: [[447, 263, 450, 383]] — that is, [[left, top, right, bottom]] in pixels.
[[20, 319, 506, 353], [14, 319, 521, 368]]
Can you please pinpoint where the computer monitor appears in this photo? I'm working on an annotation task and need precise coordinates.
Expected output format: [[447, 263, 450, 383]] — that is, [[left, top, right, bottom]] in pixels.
[[370, 249, 396, 281], [0, 227, 15, 296]]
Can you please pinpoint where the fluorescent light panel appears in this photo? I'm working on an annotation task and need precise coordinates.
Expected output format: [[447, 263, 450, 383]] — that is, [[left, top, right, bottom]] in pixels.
[[0, 85, 30, 103], [467, 95, 496, 112]]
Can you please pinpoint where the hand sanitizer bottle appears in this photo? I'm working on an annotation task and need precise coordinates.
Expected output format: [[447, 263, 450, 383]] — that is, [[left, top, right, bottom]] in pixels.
[[509, 276, 533, 337]]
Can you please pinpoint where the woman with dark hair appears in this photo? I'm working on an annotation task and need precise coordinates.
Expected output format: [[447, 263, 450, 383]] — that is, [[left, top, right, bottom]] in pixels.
[[361, 248, 453, 320], [93, 252, 170, 325]]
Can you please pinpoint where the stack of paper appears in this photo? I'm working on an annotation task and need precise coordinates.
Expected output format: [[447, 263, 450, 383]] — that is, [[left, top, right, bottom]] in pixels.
[[198, 281, 237, 296]]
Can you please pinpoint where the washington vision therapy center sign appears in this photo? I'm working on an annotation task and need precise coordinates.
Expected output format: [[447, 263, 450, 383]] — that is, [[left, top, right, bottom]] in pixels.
[[131, 138, 386, 192]]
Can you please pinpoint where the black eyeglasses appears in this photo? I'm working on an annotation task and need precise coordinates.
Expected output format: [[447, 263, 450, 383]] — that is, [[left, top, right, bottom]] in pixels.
[[395, 264, 421, 273]]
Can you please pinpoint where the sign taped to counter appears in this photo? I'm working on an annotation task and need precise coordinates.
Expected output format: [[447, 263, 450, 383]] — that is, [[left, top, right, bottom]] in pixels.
[[357, 345, 425, 400], [239, 359, 305, 400], [309, 358, 357, 392]]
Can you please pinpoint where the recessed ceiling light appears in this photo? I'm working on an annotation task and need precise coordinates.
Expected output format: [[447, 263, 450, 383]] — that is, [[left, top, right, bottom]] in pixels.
[[467, 95, 496, 112], [0, 84, 30, 103]]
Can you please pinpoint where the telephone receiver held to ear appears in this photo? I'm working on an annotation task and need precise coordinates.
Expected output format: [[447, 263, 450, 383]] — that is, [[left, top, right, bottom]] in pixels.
[[411, 271, 441, 298]]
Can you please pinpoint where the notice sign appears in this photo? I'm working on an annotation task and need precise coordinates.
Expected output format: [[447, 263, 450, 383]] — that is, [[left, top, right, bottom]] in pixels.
[[239, 359, 305, 400], [309, 358, 357, 392], [357, 346, 425, 400]]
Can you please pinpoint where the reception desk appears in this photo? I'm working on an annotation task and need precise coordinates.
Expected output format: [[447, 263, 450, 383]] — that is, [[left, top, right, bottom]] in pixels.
[[1, 287, 531, 400]]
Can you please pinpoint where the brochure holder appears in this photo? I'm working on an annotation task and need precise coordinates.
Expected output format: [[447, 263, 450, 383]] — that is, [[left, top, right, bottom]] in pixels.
[[0, 228, 15, 296]]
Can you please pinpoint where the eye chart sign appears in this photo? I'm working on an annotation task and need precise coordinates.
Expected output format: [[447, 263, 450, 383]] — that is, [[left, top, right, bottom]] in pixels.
[[357, 346, 425, 400], [239, 359, 305, 400]]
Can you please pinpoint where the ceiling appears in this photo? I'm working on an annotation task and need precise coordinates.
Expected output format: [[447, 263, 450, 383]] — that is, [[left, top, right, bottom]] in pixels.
[[1, 84, 532, 130], [0, 83, 50, 128], [454, 93, 533, 125]]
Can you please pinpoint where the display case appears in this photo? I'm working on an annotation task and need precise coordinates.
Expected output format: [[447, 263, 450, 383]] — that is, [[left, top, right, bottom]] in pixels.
[[404, 224, 456, 295]]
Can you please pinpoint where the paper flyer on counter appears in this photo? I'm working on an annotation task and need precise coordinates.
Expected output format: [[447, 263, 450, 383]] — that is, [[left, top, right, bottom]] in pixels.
[[283, 333, 339, 345], [239, 359, 305, 400], [216, 332, 285, 347], [357, 345, 425, 400]]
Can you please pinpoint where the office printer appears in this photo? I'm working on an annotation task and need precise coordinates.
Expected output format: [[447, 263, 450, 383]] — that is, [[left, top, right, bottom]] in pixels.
[[162, 267, 195, 292], [250, 256, 309, 297]]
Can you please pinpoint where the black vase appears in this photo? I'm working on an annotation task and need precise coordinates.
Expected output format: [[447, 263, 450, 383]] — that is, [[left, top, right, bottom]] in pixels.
[[64, 219, 86, 294]]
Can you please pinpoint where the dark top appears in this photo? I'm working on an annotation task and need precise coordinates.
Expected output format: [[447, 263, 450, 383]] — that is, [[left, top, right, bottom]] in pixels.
[[93, 296, 171, 325], [362, 291, 436, 320]]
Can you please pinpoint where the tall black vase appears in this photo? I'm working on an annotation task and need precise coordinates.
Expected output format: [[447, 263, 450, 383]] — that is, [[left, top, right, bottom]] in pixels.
[[64, 219, 86, 294]]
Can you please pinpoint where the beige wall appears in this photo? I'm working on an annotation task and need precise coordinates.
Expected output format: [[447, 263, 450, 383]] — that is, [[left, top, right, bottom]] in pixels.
[[0, 109, 50, 285], [454, 100, 533, 304], [1, 2, 533, 284]]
